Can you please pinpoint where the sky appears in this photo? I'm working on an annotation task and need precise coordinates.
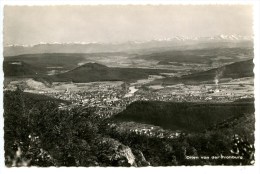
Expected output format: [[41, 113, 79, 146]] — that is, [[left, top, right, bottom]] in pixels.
[[4, 5, 253, 45]]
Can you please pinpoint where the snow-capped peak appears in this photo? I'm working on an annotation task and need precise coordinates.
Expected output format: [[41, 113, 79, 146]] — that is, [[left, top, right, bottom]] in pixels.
[[5, 34, 253, 48]]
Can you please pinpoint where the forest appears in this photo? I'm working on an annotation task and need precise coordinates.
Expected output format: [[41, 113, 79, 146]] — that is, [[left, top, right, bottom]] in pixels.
[[4, 90, 255, 166], [114, 101, 254, 132]]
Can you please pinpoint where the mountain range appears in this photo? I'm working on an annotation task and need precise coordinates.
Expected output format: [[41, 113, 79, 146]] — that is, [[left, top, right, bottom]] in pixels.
[[4, 35, 253, 56]]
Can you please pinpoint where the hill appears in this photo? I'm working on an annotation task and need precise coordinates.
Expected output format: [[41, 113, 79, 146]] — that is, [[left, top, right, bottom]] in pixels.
[[4, 90, 70, 105], [3, 61, 45, 77], [50, 63, 175, 83], [162, 59, 254, 85], [113, 101, 254, 132]]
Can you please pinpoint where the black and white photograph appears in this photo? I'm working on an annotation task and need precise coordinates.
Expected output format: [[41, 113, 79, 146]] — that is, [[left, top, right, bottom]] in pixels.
[[0, 1, 259, 172]]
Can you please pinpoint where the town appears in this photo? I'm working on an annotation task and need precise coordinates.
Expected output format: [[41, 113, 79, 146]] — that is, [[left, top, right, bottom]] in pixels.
[[6, 77, 248, 119]]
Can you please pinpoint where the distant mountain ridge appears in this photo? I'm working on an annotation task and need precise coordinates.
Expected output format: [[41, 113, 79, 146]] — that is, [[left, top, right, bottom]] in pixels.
[[4, 35, 253, 56]]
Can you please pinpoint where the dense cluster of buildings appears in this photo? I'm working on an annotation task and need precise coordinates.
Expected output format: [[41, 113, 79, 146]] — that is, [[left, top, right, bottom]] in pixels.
[[108, 122, 185, 139], [44, 82, 254, 120]]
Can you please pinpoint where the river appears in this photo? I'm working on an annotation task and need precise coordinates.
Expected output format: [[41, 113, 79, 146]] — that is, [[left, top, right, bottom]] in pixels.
[[124, 86, 138, 97]]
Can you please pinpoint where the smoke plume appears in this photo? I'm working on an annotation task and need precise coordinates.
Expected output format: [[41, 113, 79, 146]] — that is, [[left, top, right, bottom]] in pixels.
[[214, 67, 225, 86]]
